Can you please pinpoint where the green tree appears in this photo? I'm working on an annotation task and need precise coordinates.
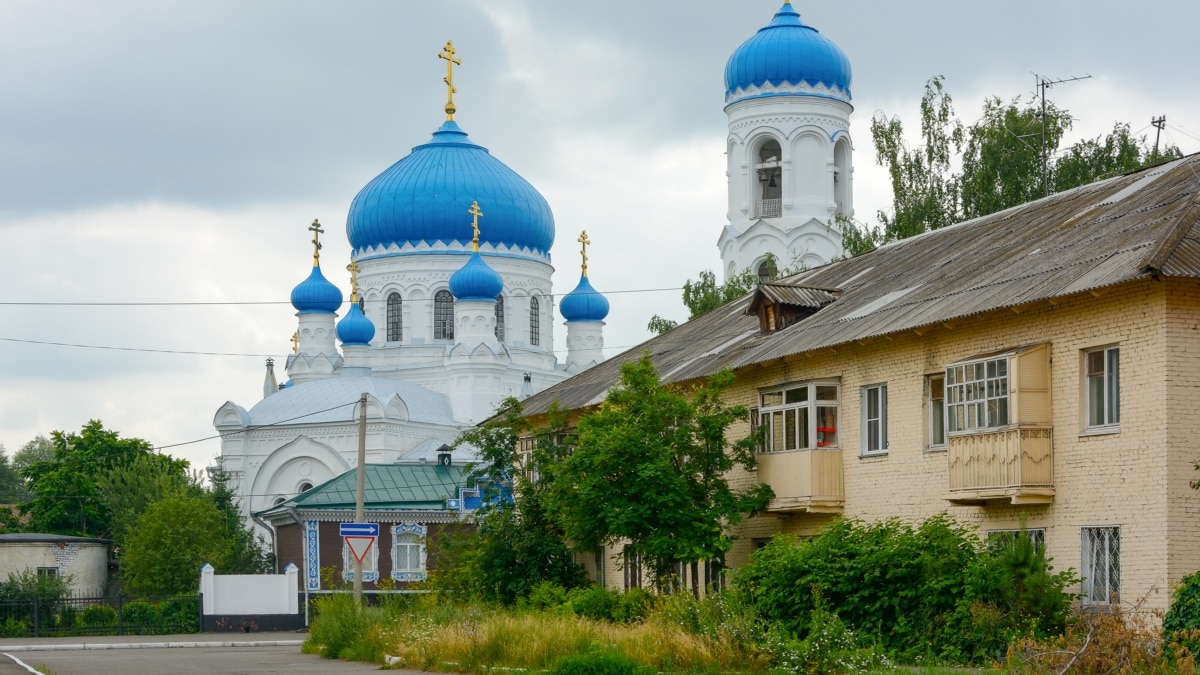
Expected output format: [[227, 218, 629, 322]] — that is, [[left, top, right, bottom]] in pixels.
[[0, 445, 24, 504], [20, 420, 182, 537], [550, 356, 772, 586], [872, 77, 1167, 246], [97, 453, 203, 549], [13, 435, 53, 473], [647, 254, 787, 334], [871, 75, 964, 241], [208, 461, 273, 574], [120, 495, 230, 596], [448, 398, 586, 603]]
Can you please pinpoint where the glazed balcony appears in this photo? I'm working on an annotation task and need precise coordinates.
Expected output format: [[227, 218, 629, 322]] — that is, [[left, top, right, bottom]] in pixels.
[[757, 449, 844, 513], [947, 426, 1054, 505]]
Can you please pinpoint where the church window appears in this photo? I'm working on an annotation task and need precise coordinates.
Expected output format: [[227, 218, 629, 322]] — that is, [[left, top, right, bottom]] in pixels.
[[494, 295, 505, 341], [529, 296, 541, 346], [386, 292, 403, 342], [754, 139, 783, 218], [756, 258, 777, 282], [434, 290, 455, 340], [391, 523, 427, 581], [298, 482, 313, 493], [834, 137, 852, 217]]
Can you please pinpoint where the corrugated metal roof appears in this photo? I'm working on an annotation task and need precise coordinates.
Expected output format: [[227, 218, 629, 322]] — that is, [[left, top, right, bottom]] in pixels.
[[255, 463, 467, 516], [520, 155, 1200, 416]]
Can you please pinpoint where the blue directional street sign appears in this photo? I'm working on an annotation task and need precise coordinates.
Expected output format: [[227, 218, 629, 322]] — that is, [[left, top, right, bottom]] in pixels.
[[340, 523, 379, 537]]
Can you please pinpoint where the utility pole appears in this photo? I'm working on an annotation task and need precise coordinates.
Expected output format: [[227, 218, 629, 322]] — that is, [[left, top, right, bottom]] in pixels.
[[1035, 73, 1092, 197], [1151, 116, 1167, 164], [353, 392, 367, 604]]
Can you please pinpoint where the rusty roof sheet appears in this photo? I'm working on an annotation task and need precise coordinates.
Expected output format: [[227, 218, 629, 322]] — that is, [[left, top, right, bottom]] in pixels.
[[521, 155, 1200, 416]]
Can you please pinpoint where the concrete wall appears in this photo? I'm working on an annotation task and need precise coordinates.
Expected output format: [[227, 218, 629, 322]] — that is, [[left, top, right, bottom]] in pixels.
[[0, 541, 107, 596]]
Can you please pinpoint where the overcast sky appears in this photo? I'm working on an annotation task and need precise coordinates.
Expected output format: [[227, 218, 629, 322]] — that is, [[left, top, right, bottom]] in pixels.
[[2, 0, 1198, 471]]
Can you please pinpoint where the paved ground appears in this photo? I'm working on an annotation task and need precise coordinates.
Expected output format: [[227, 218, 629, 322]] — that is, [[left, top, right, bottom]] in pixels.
[[0, 632, 428, 674]]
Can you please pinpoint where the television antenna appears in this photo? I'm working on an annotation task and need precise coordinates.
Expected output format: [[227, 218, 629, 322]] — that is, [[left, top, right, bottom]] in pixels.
[[1034, 73, 1092, 197]]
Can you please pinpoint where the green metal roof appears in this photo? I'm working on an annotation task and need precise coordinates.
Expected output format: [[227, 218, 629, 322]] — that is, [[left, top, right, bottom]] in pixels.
[[257, 463, 468, 516]]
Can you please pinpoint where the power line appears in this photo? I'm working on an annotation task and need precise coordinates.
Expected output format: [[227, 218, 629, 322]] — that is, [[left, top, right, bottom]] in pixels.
[[0, 337, 273, 358], [0, 285, 684, 308]]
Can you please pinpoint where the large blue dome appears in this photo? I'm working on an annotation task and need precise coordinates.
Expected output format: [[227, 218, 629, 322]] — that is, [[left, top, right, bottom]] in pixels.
[[290, 264, 343, 314], [346, 121, 555, 260], [724, 3, 852, 106], [560, 275, 609, 323]]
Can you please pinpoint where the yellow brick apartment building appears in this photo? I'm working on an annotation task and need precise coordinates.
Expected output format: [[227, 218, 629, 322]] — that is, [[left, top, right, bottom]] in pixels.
[[519, 155, 1200, 613]]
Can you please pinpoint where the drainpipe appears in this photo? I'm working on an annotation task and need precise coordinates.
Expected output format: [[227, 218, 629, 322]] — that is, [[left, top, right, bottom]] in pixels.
[[250, 512, 277, 571]]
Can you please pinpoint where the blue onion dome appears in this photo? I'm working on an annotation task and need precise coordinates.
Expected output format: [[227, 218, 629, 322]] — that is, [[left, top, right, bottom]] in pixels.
[[290, 264, 343, 314], [346, 121, 555, 260], [449, 251, 504, 301], [724, 2, 852, 106], [560, 275, 610, 323], [336, 302, 375, 345]]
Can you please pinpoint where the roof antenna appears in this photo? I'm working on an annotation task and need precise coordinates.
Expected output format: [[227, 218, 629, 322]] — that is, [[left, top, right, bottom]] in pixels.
[[1034, 73, 1091, 197]]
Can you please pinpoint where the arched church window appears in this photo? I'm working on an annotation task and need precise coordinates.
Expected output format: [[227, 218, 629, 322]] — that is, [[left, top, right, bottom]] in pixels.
[[494, 295, 505, 341], [834, 137, 852, 218], [272, 496, 286, 506], [387, 292, 403, 342], [529, 296, 541, 346], [434, 290, 455, 340], [754, 139, 783, 218], [299, 482, 313, 493], [757, 258, 777, 283]]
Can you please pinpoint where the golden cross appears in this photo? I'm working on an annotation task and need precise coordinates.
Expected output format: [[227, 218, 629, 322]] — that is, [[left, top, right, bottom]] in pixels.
[[468, 201, 483, 251], [291, 330, 299, 354], [346, 260, 361, 303], [308, 219, 324, 265], [578, 230, 591, 277], [438, 40, 462, 120]]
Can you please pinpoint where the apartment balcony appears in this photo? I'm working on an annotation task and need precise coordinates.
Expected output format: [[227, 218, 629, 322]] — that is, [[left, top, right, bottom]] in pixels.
[[947, 427, 1054, 505], [757, 449, 844, 513]]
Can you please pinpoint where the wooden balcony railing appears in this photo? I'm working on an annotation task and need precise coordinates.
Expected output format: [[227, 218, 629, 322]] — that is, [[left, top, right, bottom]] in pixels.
[[757, 449, 843, 513], [947, 426, 1054, 505]]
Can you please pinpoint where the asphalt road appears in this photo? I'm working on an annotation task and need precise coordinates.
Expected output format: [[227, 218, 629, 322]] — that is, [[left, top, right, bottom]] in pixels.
[[0, 634, 430, 675]]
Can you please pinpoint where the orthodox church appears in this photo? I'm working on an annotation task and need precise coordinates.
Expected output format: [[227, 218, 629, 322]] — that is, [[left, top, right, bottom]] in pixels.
[[213, 40, 611, 525], [213, 0, 856, 533]]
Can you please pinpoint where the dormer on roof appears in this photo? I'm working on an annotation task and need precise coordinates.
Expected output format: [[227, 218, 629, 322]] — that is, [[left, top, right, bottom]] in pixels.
[[746, 282, 839, 333]]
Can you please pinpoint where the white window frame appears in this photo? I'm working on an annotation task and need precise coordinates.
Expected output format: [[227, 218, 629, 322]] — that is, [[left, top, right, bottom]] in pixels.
[[986, 528, 1046, 554], [391, 523, 427, 582], [342, 534, 380, 583], [860, 383, 888, 455], [927, 374, 947, 450], [946, 355, 1010, 434], [1081, 526, 1120, 606], [757, 381, 841, 452], [1084, 346, 1120, 432]]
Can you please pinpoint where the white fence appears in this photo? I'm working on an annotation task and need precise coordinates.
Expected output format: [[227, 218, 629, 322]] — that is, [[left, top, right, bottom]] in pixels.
[[198, 563, 298, 616]]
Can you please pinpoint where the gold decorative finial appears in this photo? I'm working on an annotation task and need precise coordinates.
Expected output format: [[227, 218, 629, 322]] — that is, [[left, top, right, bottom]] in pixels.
[[346, 260, 361, 303], [291, 330, 299, 354], [578, 231, 591, 277], [308, 219, 324, 266], [438, 40, 462, 120], [468, 201, 484, 252]]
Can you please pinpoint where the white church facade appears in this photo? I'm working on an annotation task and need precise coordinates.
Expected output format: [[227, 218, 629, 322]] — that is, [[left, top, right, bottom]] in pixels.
[[213, 1, 855, 533], [213, 41, 611, 527]]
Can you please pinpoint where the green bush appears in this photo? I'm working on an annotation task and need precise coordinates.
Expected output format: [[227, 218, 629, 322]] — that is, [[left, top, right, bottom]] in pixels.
[[527, 581, 569, 610], [57, 605, 79, 629], [1166, 570, 1200, 657], [566, 586, 620, 622], [80, 604, 118, 627], [0, 617, 28, 637], [121, 600, 161, 627], [158, 597, 199, 631], [306, 593, 378, 660], [611, 587, 655, 624], [552, 651, 654, 675], [734, 514, 1076, 665]]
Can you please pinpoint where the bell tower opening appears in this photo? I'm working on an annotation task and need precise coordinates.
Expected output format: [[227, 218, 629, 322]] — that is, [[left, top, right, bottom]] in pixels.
[[754, 139, 783, 219], [834, 137, 852, 218]]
